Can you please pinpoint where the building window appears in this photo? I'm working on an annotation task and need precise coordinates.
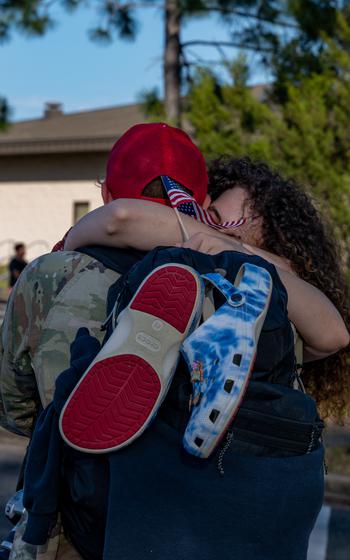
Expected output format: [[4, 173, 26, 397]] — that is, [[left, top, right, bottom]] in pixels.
[[73, 202, 90, 224]]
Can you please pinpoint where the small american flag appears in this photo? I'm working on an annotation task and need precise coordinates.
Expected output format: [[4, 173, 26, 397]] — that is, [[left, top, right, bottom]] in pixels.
[[161, 176, 246, 230]]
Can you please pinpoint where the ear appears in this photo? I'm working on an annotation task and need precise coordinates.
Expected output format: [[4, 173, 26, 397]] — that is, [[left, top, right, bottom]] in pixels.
[[101, 182, 113, 204], [202, 193, 212, 210]]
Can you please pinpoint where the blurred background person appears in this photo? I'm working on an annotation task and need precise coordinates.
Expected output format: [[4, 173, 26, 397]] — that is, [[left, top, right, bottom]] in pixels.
[[8, 244, 27, 291]]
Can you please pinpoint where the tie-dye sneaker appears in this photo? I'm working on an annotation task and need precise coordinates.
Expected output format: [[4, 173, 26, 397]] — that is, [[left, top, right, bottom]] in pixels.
[[60, 264, 204, 453], [182, 263, 273, 459]]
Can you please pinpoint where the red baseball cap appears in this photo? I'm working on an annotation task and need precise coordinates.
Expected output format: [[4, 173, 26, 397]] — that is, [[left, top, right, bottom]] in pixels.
[[105, 123, 208, 205]]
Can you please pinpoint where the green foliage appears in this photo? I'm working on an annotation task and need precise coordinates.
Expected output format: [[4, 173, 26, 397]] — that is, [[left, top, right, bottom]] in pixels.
[[186, 57, 279, 161], [270, 1, 345, 102], [138, 87, 166, 120], [0, 0, 54, 42], [187, 37, 350, 268], [0, 96, 10, 130], [0, 264, 8, 301], [268, 14, 350, 250], [269, 76, 350, 258]]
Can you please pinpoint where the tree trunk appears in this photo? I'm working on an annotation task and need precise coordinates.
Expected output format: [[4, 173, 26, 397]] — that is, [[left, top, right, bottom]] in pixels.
[[164, 0, 181, 125]]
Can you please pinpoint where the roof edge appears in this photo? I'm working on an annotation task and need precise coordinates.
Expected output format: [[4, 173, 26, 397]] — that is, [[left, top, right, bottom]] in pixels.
[[0, 136, 117, 156]]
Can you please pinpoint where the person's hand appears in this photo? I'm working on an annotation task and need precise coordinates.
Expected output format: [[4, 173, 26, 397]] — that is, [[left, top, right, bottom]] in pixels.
[[176, 232, 249, 255], [70, 327, 101, 369]]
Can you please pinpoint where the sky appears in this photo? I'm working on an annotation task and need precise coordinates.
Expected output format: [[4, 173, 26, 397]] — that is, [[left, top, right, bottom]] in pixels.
[[0, 4, 268, 122]]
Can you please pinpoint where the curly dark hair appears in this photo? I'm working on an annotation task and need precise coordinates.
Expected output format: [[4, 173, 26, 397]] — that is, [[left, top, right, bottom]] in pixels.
[[208, 156, 350, 422]]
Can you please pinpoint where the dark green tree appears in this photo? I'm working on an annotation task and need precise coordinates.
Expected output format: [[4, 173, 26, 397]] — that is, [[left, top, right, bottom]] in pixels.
[[269, 1, 350, 102]]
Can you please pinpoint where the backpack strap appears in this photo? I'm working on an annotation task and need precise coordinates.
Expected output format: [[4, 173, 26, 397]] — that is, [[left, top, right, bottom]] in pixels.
[[201, 268, 229, 322], [201, 271, 246, 308]]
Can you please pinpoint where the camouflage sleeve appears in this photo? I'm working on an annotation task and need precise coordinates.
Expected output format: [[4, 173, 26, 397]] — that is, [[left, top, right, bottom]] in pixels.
[[0, 251, 120, 437], [0, 265, 40, 437]]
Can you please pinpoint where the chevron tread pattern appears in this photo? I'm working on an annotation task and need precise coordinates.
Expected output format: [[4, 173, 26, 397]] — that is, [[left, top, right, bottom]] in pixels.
[[61, 265, 199, 451], [61, 355, 160, 450], [130, 266, 198, 333]]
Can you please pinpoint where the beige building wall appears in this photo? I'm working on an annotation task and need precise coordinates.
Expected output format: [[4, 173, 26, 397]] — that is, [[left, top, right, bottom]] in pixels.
[[0, 181, 103, 262]]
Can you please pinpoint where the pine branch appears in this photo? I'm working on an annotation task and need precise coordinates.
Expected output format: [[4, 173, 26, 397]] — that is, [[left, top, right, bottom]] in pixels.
[[182, 39, 274, 53], [198, 6, 299, 30], [98, 1, 162, 9], [99, 2, 299, 30]]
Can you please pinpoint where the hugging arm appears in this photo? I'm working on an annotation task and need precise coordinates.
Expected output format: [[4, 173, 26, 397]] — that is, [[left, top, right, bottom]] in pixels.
[[64, 199, 349, 361], [64, 198, 245, 252], [276, 268, 349, 361], [180, 233, 349, 362]]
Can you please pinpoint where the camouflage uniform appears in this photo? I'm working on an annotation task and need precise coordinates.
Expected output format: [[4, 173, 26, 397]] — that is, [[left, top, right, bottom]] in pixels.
[[0, 250, 120, 436], [0, 251, 120, 559]]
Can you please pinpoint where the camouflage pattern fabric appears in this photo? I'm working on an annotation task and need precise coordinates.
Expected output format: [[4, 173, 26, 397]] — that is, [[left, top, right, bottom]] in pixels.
[[10, 518, 82, 560], [54, 533, 83, 560], [0, 251, 120, 437], [1, 251, 120, 559]]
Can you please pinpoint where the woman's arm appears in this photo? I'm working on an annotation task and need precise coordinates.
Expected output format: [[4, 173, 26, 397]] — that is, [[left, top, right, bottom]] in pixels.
[[277, 268, 349, 361], [239, 243, 349, 359], [179, 233, 350, 361], [64, 199, 243, 253], [64, 200, 349, 360]]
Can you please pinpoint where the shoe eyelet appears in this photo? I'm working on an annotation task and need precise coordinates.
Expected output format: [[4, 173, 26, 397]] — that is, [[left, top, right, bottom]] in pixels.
[[229, 293, 244, 307]]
